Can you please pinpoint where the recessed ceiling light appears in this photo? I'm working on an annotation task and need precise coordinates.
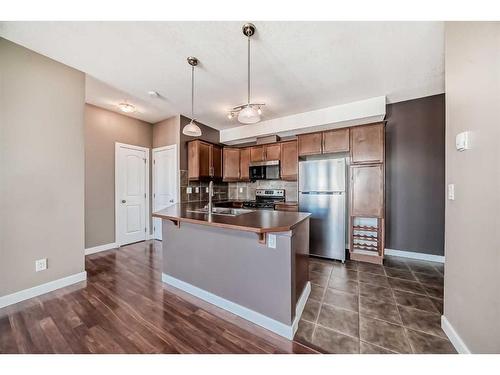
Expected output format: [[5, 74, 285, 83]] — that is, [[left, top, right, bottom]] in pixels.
[[118, 103, 135, 113]]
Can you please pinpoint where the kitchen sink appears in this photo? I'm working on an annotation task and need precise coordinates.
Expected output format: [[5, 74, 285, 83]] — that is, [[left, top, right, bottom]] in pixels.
[[187, 207, 255, 216]]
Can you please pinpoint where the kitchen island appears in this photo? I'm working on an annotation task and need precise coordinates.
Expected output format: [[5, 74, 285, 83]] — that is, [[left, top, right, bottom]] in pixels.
[[153, 202, 311, 339]]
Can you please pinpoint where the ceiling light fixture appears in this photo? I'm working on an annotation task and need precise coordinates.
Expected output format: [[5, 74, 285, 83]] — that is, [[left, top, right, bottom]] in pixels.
[[227, 23, 265, 124], [182, 57, 202, 137], [118, 102, 135, 113]]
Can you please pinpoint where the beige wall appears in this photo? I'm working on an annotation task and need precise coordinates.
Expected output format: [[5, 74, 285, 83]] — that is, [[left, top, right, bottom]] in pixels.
[[153, 115, 180, 148], [0, 38, 85, 296], [444, 22, 500, 353], [85, 104, 153, 248]]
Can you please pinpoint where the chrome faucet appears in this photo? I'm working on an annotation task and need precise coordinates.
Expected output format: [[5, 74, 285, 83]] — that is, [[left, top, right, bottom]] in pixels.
[[207, 180, 214, 218]]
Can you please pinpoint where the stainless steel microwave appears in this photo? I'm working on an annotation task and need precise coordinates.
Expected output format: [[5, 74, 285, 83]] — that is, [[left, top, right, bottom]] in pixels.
[[249, 160, 280, 181]]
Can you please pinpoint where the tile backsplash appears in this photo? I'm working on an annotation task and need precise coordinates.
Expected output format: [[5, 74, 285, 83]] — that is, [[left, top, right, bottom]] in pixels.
[[228, 180, 298, 202], [180, 170, 229, 203]]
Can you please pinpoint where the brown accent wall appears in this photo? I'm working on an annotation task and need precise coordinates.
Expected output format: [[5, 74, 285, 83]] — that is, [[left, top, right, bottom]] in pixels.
[[385, 94, 445, 256], [84, 104, 153, 248], [0, 38, 85, 296]]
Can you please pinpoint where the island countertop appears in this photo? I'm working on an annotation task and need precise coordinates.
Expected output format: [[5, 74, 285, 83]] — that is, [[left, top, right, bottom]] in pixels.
[[152, 202, 310, 235]]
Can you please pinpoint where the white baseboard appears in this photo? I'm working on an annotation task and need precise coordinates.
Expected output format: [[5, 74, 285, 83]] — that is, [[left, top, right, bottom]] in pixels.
[[85, 242, 117, 255], [0, 271, 87, 309], [441, 315, 471, 354], [385, 248, 445, 263], [162, 273, 309, 340]]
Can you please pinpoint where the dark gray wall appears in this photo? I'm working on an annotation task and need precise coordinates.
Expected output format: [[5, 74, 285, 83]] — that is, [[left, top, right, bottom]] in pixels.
[[385, 94, 445, 256], [179, 115, 220, 170]]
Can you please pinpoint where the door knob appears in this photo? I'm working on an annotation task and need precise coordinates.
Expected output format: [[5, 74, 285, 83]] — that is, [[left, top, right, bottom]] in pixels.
[[121, 199, 126, 203], [169, 199, 174, 203]]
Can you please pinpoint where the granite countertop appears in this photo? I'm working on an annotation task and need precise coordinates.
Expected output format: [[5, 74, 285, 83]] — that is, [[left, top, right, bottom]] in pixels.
[[152, 202, 310, 234]]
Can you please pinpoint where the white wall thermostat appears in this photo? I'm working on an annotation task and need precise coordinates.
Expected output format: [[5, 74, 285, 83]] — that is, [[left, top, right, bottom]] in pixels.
[[455, 131, 470, 151]]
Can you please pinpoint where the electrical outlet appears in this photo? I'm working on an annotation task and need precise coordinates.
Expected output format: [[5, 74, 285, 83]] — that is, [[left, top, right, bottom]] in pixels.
[[195, 187, 199, 193], [239, 187, 243, 193], [205, 187, 209, 193], [35, 258, 47, 272], [268, 234, 277, 249], [448, 184, 455, 200]]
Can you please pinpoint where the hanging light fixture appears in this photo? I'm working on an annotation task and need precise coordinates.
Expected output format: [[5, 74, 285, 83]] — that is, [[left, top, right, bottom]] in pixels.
[[227, 23, 265, 124], [182, 56, 202, 137]]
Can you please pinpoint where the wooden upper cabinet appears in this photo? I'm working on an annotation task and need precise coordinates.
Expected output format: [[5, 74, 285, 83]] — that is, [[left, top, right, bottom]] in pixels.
[[264, 143, 281, 161], [188, 140, 222, 180], [211, 145, 222, 178], [298, 133, 322, 156], [350, 123, 385, 164], [323, 128, 349, 153], [350, 164, 384, 217], [250, 146, 265, 162], [223, 148, 240, 182], [188, 140, 211, 180], [239, 148, 251, 181], [280, 141, 298, 181]]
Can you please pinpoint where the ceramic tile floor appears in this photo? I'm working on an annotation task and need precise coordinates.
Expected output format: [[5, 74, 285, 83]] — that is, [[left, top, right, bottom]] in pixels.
[[294, 255, 456, 354]]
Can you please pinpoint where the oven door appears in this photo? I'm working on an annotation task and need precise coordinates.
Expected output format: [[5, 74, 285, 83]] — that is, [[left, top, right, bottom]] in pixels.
[[249, 165, 265, 180]]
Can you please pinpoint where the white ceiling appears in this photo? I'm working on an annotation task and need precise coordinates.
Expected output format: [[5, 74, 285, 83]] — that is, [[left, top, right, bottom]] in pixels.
[[0, 21, 444, 129]]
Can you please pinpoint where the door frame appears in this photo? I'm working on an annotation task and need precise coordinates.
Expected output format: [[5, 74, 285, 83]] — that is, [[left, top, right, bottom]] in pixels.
[[152, 144, 179, 240], [115, 142, 150, 247]]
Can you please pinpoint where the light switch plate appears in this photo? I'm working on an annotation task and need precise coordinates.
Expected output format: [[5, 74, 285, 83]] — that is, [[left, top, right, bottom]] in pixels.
[[205, 187, 209, 193], [456, 131, 470, 151], [35, 258, 47, 272], [186, 187, 192, 194], [239, 187, 243, 193], [448, 184, 455, 200], [195, 187, 199, 193], [268, 234, 277, 249]]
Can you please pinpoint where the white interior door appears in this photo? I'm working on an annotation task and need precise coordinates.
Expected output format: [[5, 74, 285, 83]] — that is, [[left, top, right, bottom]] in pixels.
[[116, 144, 148, 246], [153, 145, 178, 240]]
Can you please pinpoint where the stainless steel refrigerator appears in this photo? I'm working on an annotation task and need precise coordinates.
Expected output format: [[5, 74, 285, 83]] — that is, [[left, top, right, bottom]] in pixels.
[[299, 158, 346, 261]]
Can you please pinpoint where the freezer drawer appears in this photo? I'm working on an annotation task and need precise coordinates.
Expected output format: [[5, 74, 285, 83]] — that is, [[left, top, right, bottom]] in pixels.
[[299, 192, 346, 261]]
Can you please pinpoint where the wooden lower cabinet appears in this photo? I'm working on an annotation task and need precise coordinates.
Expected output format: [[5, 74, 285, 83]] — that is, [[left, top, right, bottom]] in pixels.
[[280, 141, 298, 181], [274, 202, 298, 212], [223, 148, 240, 181], [349, 163, 385, 265]]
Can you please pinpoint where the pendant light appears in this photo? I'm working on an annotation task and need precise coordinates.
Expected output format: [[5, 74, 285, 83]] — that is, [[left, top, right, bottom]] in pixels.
[[182, 56, 202, 137], [227, 23, 265, 124]]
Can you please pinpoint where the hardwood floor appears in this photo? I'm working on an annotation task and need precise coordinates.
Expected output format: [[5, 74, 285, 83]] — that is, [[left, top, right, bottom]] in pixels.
[[0, 240, 316, 354]]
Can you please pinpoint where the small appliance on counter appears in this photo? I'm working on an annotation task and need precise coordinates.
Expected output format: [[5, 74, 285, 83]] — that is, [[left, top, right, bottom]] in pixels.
[[299, 157, 346, 262], [243, 189, 285, 209]]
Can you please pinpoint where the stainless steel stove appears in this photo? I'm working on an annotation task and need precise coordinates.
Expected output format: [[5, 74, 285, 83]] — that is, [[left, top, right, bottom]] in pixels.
[[243, 189, 285, 209]]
